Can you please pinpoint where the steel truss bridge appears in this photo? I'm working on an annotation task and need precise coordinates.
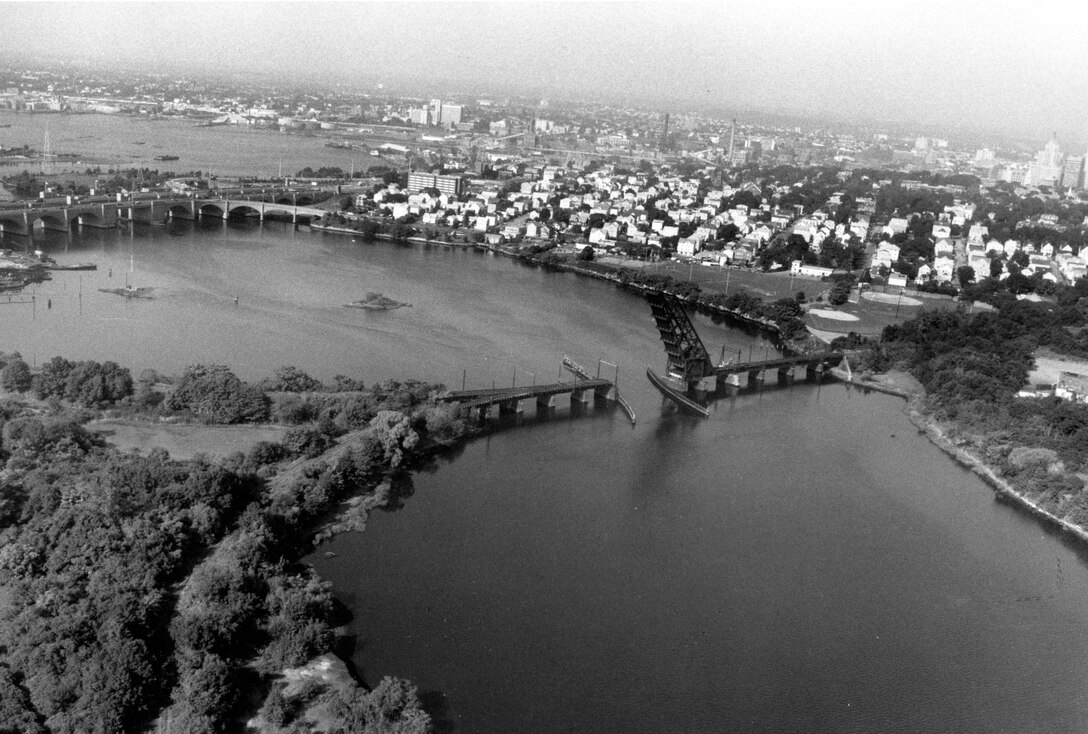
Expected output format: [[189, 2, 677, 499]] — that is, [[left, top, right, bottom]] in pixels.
[[646, 291, 846, 415]]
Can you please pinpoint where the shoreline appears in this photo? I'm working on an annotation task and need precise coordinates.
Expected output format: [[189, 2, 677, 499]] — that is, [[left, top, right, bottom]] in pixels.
[[307, 219, 795, 342], [831, 366, 1088, 545], [906, 404, 1088, 545]]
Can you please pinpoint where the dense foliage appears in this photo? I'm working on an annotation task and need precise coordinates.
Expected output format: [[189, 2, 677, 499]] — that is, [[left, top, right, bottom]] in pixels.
[[850, 285, 1088, 524], [0, 361, 467, 732], [167, 364, 270, 423]]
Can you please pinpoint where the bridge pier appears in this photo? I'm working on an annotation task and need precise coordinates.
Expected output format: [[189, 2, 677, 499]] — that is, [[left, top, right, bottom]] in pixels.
[[777, 366, 794, 385], [536, 395, 555, 410], [475, 405, 490, 423], [748, 369, 764, 385], [806, 362, 826, 381], [498, 399, 522, 416], [693, 374, 717, 394], [571, 388, 591, 405]]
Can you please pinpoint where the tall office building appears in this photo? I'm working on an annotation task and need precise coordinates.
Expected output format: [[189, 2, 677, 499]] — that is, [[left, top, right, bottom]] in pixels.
[[429, 99, 443, 126], [1029, 134, 1063, 186], [441, 104, 462, 127], [1061, 155, 1084, 189]]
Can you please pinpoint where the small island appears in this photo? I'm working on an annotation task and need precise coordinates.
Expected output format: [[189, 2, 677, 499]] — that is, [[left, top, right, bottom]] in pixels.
[[99, 286, 154, 299], [344, 292, 411, 310]]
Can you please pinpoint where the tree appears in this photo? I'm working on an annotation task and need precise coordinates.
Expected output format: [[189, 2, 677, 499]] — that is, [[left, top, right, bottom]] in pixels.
[[577, 246, 594, 261], [957, 265, 975, 287], [167, 365, 270, 424], [827, 274, 855, 306], [368, 411, 419, 468], [263, 366, 322, 393], [1, 357, 32, 392]]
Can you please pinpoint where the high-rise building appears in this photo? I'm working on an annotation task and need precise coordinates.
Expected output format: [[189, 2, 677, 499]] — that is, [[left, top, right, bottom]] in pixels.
[[441, 104, 462, 127], [1029, 134, 1064, 186], [1061, 155, 1084, 189], [974, 148, 995, 166], [407, 172, 463, 197], [429, 99, 443, 126]]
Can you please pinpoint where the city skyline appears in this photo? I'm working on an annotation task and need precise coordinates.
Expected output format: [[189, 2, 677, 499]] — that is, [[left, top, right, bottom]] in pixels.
[[1, 1, 1087, 142]]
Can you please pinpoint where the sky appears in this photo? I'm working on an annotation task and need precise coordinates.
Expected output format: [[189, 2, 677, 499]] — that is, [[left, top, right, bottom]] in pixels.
[[2, 0, 1087, 141]]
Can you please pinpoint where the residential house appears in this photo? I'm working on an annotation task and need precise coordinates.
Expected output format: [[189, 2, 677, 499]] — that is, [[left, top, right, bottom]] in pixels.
[[934, 255, 956, 282], [790, 261, 835, 278], [884, 217, 909, 235], [873, 241, 901, 270]]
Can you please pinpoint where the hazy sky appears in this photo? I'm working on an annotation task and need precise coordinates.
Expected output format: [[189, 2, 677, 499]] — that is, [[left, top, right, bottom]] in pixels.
[[3, 1, 1086, 140]]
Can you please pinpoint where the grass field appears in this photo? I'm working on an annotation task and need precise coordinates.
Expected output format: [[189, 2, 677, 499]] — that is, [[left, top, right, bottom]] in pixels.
[[88, 419, 288, 460]]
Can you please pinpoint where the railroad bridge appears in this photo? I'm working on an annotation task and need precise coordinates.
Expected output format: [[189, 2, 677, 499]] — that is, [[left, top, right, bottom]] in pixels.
[[646, 291, 846, 415], [442, 378, 614, 422], [0, 195, 328, 236]]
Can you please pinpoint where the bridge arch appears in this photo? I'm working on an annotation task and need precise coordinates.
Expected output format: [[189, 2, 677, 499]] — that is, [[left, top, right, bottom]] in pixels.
[[226, 204, 263, 220], [29, 213, 70, 232], [167, 204, 194, 219], [0, 214, 27, 234], [261, 207, 298, 222], [199, 203, 226, 218], [76, 211, 102, 226]]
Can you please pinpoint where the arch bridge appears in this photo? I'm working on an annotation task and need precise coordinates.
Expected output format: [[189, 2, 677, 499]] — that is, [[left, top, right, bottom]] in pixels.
[[0, 195, 328, 236]]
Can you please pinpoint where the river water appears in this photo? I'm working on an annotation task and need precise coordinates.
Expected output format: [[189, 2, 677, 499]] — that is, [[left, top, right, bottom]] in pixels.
[[3, 115, 1088, 733]]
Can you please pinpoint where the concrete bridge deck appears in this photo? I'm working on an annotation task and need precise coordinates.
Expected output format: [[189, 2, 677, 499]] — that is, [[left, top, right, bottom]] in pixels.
[[0, 193, 331, 235]]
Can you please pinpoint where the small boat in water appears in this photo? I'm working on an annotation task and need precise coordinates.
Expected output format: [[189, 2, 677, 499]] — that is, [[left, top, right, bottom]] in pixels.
[[154, 155, 179, 161]]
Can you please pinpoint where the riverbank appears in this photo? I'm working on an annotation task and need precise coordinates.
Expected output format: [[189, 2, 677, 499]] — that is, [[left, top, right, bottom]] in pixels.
[[906, 404, 1088, 545], [829, 363, 1088, 545]]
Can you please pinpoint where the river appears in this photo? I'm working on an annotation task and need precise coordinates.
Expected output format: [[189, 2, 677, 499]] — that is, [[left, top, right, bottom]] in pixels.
[[0, 109, 393, 178], [3, 115, 1088, 732]]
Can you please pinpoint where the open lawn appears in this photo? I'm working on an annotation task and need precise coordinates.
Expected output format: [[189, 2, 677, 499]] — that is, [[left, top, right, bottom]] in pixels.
[[1029, 354, 1088, 386], [636, 260, 819, 300], [88, 419, 288, 460]]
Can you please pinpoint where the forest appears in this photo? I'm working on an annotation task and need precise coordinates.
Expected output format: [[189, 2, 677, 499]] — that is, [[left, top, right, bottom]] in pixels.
[[0, 357, 469, 733]]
